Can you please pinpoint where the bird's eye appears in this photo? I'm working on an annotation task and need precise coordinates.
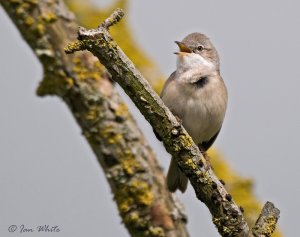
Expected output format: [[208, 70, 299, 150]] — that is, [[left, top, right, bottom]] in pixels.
[[197, 45, 204, 51]]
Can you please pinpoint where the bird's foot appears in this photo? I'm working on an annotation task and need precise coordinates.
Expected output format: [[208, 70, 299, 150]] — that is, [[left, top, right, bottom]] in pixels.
[[175, 115, 182, 125]]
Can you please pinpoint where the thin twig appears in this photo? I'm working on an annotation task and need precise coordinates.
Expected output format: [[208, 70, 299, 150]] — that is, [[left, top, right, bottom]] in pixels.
[[100, 8, 124, 29]]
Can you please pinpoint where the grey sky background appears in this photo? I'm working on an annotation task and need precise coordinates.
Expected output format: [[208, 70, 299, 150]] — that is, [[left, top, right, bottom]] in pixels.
[[0, 0, 299, 236]]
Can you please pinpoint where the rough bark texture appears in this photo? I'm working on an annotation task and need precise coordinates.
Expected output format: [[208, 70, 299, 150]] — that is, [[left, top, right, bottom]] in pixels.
[[65, 0, 166, 94], [252, 202, 280, 237], [0, 1, 189, 237], [65, 8, 280, 237]]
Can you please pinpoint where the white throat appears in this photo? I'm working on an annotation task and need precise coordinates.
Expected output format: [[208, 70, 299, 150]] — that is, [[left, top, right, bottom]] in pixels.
[[176, 53, 215, 73]]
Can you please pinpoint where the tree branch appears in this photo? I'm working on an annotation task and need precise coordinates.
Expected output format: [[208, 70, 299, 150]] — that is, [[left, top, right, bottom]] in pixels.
[[0, 1, 189, 237], [253, 202, 280, 237], [66, 8, 280, 237], [99, 7, 124, 28]]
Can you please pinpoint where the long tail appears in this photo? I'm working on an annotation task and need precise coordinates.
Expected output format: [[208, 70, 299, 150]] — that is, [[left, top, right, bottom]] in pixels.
[[166, 158, 188, 193]]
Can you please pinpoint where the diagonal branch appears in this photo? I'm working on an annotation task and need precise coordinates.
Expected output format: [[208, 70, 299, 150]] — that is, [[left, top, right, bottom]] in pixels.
[[65, 8, 280, 237], [0, 1, 189, 237]]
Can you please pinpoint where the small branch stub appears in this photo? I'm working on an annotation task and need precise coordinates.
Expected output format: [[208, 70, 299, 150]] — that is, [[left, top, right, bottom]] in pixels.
[[252, 202, 280, 237], [64, 39, 85, 54], [100, 8, 124, 29], [65, 8, 124, 54]]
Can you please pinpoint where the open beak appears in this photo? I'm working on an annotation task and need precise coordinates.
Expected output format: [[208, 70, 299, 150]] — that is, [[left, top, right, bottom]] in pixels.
[[174, 41, 192, 54]]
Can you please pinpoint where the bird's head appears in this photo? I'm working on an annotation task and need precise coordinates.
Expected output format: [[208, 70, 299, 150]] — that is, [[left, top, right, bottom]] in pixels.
[[175, 32, 220, 72]]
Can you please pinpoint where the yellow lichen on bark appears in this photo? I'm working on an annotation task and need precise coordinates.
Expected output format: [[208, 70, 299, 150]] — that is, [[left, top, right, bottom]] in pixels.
[[208, 149, 283, 237], [65, 0, 165, 93], [115, 179, 154, 215]]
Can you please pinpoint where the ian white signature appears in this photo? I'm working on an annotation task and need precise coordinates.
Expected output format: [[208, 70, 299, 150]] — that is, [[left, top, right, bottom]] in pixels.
[[8, 224, 61, 233]]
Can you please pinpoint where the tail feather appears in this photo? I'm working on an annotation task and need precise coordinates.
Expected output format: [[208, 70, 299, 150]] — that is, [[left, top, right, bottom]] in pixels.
[[166, 158, 188, 193]]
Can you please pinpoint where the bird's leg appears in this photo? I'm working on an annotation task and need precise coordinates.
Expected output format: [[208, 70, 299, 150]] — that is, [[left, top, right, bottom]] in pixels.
[[175, 115, 182, 125], [170, 110, 183, 125]]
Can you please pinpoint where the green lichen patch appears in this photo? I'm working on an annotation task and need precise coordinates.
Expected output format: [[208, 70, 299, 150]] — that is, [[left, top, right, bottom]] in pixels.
[[124, 212, 147, 229], [184, 158, 197, 170], [213, 217, 233, 236], [100, 125, 123, 144], [41, 11, 57, 23], [173, 134, 193, 151], [65, 40, 85, 54], [10, 0, 22, 4], [253, 216, 278, 237], [24, 15, 34, 25], [115, 103, 129, 119], [71, 56, 103, 82], [36, 23, 45, 36], [124, 212, 165, 237], [120, 154, 142, 176], [15, 3, 29, 15], [146, 226, 165, 237], [24, 0, 38, 5], [84, 106, 98, 121], [115, 179, 154, 215]]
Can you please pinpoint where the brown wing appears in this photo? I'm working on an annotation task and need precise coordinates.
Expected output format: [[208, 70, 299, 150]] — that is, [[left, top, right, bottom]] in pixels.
[[160, 71, 176, 98], [153, 71, 177, 141]]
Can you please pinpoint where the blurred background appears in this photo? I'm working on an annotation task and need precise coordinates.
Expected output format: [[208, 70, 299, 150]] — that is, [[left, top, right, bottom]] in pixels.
[[1, 0, 299, 236]]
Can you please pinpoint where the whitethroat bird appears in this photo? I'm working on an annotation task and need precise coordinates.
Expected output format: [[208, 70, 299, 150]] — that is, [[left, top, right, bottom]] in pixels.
[[160, 32, 228, 192]]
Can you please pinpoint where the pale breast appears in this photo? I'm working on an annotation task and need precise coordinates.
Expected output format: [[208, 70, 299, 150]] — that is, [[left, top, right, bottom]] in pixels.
[[161, 75, 227, 144]]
